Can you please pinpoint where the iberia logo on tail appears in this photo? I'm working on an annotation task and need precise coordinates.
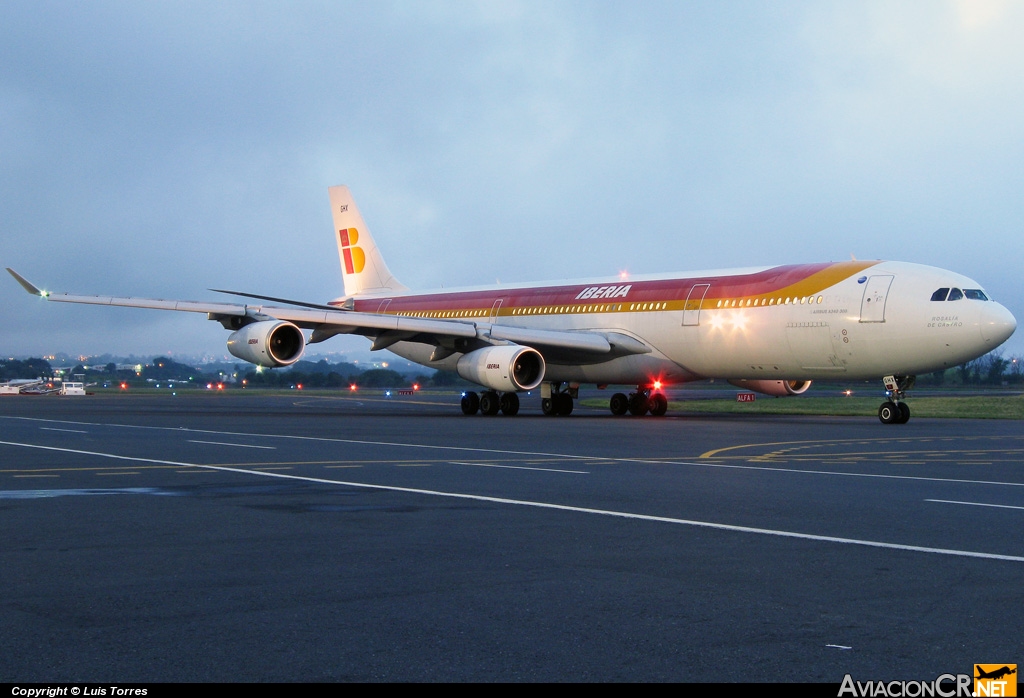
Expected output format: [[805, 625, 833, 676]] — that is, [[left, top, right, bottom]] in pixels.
[[339, 228, 365, 274]]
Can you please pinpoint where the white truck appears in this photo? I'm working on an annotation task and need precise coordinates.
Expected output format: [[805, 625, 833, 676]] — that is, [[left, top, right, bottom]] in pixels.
[[59, 382, 86, 396]]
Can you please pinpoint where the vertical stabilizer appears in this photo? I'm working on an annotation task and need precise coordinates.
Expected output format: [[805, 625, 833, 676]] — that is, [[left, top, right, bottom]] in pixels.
[[328, 185, 408, 297]]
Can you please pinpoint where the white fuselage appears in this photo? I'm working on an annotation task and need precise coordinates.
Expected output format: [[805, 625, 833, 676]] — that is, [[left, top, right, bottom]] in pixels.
[[357, 260, 1015, 386]]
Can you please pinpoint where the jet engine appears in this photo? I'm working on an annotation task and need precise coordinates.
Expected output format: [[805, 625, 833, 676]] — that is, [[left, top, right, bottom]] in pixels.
[[728, 379, 812, 397], [227, 320, 305, 368], [456, 345, 545, 392]]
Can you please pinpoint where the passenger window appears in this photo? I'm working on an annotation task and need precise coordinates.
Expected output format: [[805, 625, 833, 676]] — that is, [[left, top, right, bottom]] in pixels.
[[947, 288, 963, 301], [930, 288, 949, 301], [964, 289, 989, 300]]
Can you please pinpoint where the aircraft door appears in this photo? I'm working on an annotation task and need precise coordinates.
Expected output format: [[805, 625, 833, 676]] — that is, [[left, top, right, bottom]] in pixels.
[[682, 284, 710, 326], [859, 276, 893, 323], [490, 298, 504, 323], [377, 299, 392, 313]]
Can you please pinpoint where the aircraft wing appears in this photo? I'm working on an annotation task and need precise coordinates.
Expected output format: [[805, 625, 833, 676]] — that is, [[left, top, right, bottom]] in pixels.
[[7, 268, 649, 361]]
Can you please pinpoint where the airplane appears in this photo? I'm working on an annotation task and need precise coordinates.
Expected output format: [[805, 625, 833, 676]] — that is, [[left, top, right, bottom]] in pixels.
[[975, 666, 1016, 681], [7, 185, 1017, 423]]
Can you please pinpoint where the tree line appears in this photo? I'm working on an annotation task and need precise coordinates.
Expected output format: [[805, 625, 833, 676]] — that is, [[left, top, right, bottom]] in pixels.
[[918, 351, 1023, 386], [4, 351, 1022, 388], [1, 356, 468, 389]]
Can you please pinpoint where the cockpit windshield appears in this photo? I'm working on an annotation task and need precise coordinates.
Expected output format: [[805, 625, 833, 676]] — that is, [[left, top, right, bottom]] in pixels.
[[931, 287, 989, 301]]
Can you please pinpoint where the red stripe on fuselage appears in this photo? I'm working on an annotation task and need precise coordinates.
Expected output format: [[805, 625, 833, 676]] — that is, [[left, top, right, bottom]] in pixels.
[[328, 261, 877, 313]]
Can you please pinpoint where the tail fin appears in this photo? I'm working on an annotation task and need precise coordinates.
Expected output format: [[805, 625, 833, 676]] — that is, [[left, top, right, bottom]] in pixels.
[[328, 185, 407, 297]]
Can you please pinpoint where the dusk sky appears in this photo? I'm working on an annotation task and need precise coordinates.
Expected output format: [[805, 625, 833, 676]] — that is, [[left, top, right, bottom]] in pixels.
[[3, 1, 1022, 362]]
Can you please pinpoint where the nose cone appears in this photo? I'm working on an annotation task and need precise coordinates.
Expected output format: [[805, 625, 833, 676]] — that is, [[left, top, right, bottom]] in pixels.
[[980, 302, 1017, 347]]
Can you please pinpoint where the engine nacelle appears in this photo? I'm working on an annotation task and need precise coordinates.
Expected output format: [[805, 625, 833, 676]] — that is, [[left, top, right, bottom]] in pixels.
[[227, 320, 305, 368], [456, 345, 545, 392], [728, 379, 812, 397]]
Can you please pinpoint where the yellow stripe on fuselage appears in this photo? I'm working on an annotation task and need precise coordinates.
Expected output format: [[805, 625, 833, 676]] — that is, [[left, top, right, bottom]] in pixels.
[[380, 261, 879, 319]]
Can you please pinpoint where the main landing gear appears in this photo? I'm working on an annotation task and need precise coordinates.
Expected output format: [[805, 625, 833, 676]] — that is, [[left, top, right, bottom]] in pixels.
[[541, 383, 575, 416], [878, 375, 914, 425], [609, 386, 668, 417], [461, 390, 520, 416]]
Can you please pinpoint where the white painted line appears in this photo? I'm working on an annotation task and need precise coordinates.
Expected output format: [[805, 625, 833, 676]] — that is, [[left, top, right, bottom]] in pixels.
[[5, 416, 1024, 489], [826, 645, 852, 650], [1, 438, 1023, 563], [634, 459, 1024, 489], [450, 461, 588, 474], [2, 416, 606, 461], [39, 427, 88, 434], [925, 499, 1024, 511], [187, 440, 276, 450]]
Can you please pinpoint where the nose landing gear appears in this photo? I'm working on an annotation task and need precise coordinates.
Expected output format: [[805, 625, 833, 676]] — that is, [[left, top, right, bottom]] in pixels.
[[878, 375, 914, 424]]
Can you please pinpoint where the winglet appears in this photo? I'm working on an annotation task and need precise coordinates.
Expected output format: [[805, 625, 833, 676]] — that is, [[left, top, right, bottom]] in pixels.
[[6, 268, 47, 297]]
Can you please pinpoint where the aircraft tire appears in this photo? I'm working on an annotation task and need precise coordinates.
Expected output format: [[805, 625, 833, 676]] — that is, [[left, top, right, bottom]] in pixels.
[[648, 393, 668, 417], [609, 393, 629, 416], [480, 391, 501, 416], [556, 393, 573, 416], [541, 398, 557, 416], [499, 392, 520, 416], [628, 393, 649, 416], [896, 402, 910, 424], [461, 391, 480, 415], [878, 401, 898, 424]]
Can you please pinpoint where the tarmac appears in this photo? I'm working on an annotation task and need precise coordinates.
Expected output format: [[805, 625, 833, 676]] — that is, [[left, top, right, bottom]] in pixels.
[[1, 390, 1022, 681]]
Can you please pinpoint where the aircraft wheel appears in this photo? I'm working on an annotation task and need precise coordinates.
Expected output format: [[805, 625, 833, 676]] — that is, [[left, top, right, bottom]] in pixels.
[[499, 392, 520, 416], [878, 401, 898, 424], [541, 398, 557, 416], [609, 392, 629, 416], [628, 393, 649, 416], [648, 393, 668, 417], [896, 402, 910, 424], [480, 391, 501, 416], [556, 393, 574, 416], [461, 391, 479, 415]]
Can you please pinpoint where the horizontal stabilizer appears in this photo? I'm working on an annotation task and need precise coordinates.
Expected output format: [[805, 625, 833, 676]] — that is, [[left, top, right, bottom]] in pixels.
[[210, 288, 341, 311]]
